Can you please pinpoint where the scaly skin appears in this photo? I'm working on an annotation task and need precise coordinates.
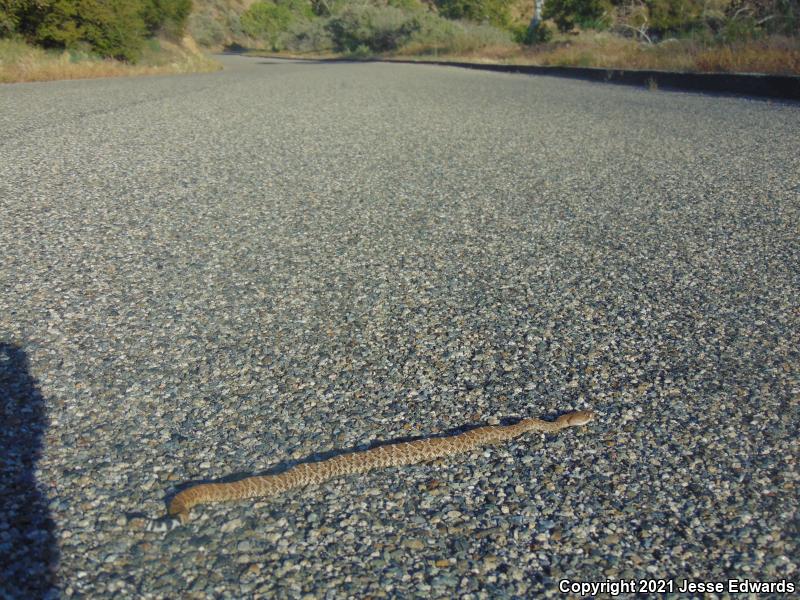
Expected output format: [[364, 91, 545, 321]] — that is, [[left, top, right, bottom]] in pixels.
[[140, 410, 594, 531]]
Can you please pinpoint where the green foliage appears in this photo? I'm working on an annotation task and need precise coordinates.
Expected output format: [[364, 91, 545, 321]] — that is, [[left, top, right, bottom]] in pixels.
[[727, 0, 800, 37], [0, 0, 21, 37], [774, 0, 800, 35], [31, 0, 146, 61], [348, 41, 372, 56], [308, 0, 341, 17], [188, 0, 519, 53], [282, 16, 334, 51], [241, 2, 292, 42], [546, 0, 800, 39], [188, 9, 226, 45], [386, 0, 426, 10], [325, 4, 422, 51], [241, 0, 312, 48], [1, 1, 57, 39], [142, 0, 192, 37], [719, 13, 763, 42], [187, 0, 247, 47], [408, 15, 514, 51], [645, 0, 703, 32], [183, 0, 800, 55], [433, 0, 514, 27], [543, 0, 612, 32], [4, 1, 51, 41], [0, 0, 192, 61], [513, 20, 554, 43]]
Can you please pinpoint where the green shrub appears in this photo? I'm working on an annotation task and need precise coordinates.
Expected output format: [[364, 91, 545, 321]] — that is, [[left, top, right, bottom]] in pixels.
[[719, 14, 763, 43], [408, 14, 513, 53], [405, 11, 458, 48], [241, 1, 291, 42], [0, 0, 21, 37], [2, 0, 192, 61], [309, 0, 339, 17], [770, 0, 800, 36], [141, 0, 192, 38], [188, 9, 226, 46], [543, 0, 613, 32], [326, 4, 421, 52], [241, 0, 312, 48], [348, 42, 372, 56], [283, 16, 334, 52], [544, 0, 796, 38], [0, 0, 50, 39], [386, 0, 426, 10], [30, 0, 146, 61], [719, 0, 799, 38], [225, 8, 245, 40], [433, 0, 514, 28], [645, 0, 703, 33], [514, 20, 554, 44]]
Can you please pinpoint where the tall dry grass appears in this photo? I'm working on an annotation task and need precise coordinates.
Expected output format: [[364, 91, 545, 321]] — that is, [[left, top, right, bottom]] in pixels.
[[392, 31, 800, 76], [504, 32, 800, 75], [692, 38, 800, 74], [0, 37, 220, 84]]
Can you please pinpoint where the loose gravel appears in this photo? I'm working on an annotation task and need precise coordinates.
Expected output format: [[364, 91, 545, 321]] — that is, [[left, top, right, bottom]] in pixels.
[[1, 55, 798, 599]]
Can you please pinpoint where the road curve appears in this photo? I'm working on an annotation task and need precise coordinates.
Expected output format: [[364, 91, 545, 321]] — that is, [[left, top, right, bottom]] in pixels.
[[1, 55, 799, 598]]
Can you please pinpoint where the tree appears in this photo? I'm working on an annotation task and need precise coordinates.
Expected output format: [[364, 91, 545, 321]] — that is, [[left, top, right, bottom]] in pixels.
[[531, 0, 545, 29], [2, 0, 193, 61], [2, 0, 54, 40], [31, 0, 146, 60], [1, 0, 21, 36], [141, 0, 193, 37]]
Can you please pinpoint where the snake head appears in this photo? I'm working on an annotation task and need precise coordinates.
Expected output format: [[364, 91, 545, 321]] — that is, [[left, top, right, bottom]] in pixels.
[[561, 410, 595, 427]]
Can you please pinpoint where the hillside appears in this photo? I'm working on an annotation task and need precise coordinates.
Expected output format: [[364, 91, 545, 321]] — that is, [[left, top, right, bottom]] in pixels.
[[186, 0, 799, 76], [188, 0, 260, 47], [187, 0, 536, 49], [1, 1, 796, 80]]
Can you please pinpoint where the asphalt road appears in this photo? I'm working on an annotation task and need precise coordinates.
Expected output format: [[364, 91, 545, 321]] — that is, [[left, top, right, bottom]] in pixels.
[[1, 55, 799, 598]]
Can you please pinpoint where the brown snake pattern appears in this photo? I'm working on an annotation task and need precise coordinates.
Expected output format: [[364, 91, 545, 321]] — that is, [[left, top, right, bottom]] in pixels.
[[137, 410, 594, 531]]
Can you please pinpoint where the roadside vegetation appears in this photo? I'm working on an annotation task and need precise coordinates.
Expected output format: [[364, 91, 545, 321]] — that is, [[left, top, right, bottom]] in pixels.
[[0, 1, 219, 83], [3, 1, 797, 81], [191, 0, 799, 75]]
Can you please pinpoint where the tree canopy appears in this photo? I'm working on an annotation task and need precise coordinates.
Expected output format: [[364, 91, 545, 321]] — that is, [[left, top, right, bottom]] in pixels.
[[1, 0, 192, 61]]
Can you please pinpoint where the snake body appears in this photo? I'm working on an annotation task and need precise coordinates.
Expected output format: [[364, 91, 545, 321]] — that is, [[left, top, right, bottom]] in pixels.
[[140, 410, 594, 531]]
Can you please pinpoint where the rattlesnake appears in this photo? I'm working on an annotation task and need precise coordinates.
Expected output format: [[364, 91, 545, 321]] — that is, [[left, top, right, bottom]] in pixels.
[[135, 410, 594, 532]]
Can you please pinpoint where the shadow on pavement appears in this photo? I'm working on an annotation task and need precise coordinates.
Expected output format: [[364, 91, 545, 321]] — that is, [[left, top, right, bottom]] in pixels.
[[216, 44, 374, 65], [0, 342, 59, 599]]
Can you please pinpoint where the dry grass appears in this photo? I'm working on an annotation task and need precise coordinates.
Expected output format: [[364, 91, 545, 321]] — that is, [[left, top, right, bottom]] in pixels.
[[692, 38, 800, 74], [393, 31, 800, 76], [0, 37, 220, 84], [395, 42, 517, 61]]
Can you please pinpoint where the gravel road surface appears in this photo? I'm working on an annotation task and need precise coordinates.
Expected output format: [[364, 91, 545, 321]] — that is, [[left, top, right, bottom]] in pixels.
[[1, 55, 799, 598]]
